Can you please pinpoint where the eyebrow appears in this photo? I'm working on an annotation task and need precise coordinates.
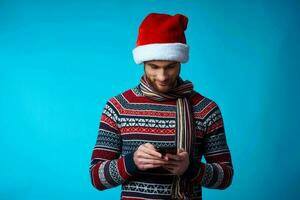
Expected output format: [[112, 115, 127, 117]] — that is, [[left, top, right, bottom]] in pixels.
[[148, 62, 178, 68]]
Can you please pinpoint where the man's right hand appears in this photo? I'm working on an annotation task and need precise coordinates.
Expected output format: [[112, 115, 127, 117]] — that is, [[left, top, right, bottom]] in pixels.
[[133, 143, 167, 171]]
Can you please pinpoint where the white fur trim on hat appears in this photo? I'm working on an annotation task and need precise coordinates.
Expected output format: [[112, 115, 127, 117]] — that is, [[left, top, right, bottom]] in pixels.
[[132, 43, 189, 64]]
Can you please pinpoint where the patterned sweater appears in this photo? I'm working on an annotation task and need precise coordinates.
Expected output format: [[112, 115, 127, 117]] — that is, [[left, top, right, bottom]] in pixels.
[[90, 85, 234, 199]]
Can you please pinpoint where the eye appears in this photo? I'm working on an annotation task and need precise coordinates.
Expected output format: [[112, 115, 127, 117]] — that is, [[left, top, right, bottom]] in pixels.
[[167, 64, 177, 69], [150, 65, 159, 70]]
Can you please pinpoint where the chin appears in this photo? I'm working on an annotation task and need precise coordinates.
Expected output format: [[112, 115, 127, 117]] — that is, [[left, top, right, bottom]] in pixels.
[[156, 87, 170, 93], [158, 90, 168, 93]]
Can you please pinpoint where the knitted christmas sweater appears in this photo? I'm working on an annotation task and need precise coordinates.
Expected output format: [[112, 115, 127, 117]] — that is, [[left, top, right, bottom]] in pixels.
[[90, 85, 234, 199]]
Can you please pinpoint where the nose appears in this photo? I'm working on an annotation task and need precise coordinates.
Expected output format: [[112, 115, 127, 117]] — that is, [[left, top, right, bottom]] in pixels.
[[157, 69, 168, 82]]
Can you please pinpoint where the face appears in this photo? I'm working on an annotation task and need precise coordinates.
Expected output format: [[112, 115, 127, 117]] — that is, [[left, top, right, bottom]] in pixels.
[[144, 60, 180, 93]]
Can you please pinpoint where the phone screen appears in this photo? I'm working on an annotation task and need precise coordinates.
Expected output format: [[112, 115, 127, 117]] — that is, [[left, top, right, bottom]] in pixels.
[[157, 147, 177, 155]]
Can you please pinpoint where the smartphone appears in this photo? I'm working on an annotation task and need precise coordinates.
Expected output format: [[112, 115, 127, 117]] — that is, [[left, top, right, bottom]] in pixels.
[[156, 146, 177, 155]]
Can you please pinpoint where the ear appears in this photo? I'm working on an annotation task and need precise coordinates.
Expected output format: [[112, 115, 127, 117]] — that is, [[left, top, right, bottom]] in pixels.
[[143, 63, 147, 74]]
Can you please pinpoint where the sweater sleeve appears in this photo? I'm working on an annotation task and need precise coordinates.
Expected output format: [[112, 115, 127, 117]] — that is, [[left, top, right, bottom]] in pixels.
[[89, 100, 138, 191], [183, 101, 234, 189]]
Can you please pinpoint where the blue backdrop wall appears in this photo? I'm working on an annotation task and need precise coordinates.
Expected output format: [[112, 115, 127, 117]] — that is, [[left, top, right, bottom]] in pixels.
[[1, 0, 299, 199]]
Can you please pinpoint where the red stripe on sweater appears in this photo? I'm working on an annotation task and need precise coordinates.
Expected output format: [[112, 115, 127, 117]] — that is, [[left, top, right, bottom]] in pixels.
[[197, 101, 217, 118], [190, 93, 205, 105], [92, 162, 105, 190], [92, 149, 117, 160], [218, 163, 232, 189], [120, 127, 175, 134], [101, 115, 119, 130], [205, 153, 231, 163], [118, 157, 131, 180], [111, 98, 176, 117], [194, 163, 206, 183], [206, 119, 224, 134]]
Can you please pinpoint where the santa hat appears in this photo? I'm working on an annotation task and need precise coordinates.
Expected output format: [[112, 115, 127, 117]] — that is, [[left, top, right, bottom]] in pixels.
[[132, 13, 189, 64]]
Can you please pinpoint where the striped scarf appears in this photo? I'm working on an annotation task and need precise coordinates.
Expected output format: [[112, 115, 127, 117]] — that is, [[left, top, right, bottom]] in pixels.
[[139, 75, 195, 199]]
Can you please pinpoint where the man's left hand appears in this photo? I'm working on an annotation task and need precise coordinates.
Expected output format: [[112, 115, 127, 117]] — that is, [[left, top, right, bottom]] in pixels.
[[162, 148, 189, 176]]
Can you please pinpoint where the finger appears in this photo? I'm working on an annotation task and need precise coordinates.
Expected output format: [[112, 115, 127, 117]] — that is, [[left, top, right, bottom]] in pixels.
[[144, 143, 157, 150], [138, 152, 164, 160], [162, 155, 169, 161], [178, 148, 185, 153], [135, 148, 162, 160], [141, 148, 162, 158], [138, 158, 167, 165], [162, 164, 173, 169], [163, 167, 174, 172], [177, 151, 188, 158], [141, 145, 162, 158], [163, 162, 180, 167], [140, 163, 163, 170], [165, 153, 181, 161], [162, 166, 175, 173]]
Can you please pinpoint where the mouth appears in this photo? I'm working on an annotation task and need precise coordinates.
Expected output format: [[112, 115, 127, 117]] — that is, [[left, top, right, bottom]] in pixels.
[[157, 82, 169, 87]]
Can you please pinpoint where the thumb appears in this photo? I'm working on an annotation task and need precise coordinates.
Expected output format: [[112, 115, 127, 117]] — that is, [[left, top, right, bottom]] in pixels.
[[178, 148, 185, 153]]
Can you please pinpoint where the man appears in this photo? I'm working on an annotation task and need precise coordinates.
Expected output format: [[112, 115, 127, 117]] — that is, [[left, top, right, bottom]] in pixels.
[[90, 13, 234, 199]]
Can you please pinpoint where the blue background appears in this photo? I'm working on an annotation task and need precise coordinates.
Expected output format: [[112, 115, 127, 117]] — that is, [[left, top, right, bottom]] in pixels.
[[1, 0, 299, 199]]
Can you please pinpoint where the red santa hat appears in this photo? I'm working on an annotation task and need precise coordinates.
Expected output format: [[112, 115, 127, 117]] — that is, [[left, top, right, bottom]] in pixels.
[[132, 13, 189, 64]]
